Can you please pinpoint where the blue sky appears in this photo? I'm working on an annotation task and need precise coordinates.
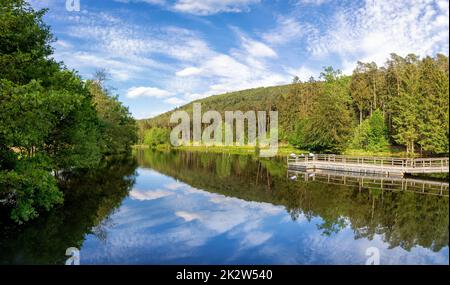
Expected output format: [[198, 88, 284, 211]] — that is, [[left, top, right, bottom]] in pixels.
[[29, 0, 449, 119]]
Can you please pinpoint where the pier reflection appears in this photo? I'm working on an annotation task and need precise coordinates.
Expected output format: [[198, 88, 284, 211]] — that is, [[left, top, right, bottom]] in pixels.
[[288, 169, 449, 197]]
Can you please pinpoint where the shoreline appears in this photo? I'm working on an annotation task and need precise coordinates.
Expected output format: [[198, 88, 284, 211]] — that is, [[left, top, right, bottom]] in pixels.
[[132, 144, 425, 158]]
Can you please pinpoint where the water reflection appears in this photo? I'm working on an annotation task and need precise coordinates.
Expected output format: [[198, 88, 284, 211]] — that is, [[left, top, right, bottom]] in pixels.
[[0, 150, 448, 264], [288, 169, 449, 197], [135, 150, 449, 254], [0, 156, 138, 264]]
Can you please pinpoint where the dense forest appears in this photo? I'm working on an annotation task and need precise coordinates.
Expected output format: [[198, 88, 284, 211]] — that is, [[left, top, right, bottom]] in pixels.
[[0, 0, 137, 223], [140, 55, 449, 155]]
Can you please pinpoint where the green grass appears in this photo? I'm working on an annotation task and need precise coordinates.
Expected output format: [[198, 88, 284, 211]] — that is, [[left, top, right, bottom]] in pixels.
[[133, 143, 414, 158], [342, 147, 411, 158], [407, 173, 449, 181], [132, 144, 150, 149], [175, 145, 305, 156], [134, 143, 306, 157], [176, 145, 259, 155]]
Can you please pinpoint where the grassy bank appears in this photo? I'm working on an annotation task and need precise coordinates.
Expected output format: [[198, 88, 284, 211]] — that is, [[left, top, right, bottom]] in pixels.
[[132, 144, 414, 157], [407, 173, 449, 181], [133, 144, 304, 156], [342, 146, 411, 157]]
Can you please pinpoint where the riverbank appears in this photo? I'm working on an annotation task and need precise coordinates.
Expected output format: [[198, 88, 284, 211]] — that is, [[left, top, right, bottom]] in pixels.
[[132, 144, 414, 157], [133, 144, 303, 156]]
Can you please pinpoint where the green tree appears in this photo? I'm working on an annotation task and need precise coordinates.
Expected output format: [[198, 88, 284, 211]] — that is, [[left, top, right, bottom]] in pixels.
[[305, 67, 354, 153], [350, 62, 372, 124], [365, 61, 379, 112], [0, 156, 63, 223], [391, 55, 421, 154], [385, 53, 407, 136], [144, 127, 170, 148], [351, 110, 389, 151], [0, 0, 58, 85], [288, 118, 309, 149], [416, 56, 449, 154], [87, 71, 137, 155], [0, 0, 136, 223]]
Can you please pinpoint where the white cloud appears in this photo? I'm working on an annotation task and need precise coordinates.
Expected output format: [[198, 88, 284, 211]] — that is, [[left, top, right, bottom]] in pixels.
[[172, 0, 261, 15], [50, 10, 181, 85], [114, 0, 166, 4], [184, 92, 210, 101], [307, 0, 449, 68], [126, 86, 173, 98], [202, 54, 252, 78], [173, 51, 288, 97], [297, 0, 330, 5], [129, 189, 174, 200], [176, 67, 202, 77], [173, 28, 288, 99], [28, 0, 63, 10], [68, 23, 212, 63], [53, 50, 148, 81], [175, 54, 251, 79], [164, 97, 187, 105], [114, 0, 261, 15], [286, 65, 319, 81], [241, 36, 277, 58], [240, 231, 272, 247], [55, 40, 73, 49], [262, 17, 311, 45], [133, 110, 166, 120], [48, 8, 288, 112], [165, 182, 185, 190], [175, 211, 201, 222]]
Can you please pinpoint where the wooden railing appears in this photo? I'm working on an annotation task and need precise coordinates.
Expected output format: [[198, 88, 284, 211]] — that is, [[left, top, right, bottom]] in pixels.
[[287, 154, 449, 172]]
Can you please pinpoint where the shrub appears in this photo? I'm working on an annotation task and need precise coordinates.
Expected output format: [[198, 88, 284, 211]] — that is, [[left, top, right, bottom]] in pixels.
[[144, 127, 170, 148], [350, 110, 389, 152]]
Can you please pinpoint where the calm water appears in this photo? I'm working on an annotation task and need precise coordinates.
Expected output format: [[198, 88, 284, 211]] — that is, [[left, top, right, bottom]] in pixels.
[[0, 149, 448, 265]]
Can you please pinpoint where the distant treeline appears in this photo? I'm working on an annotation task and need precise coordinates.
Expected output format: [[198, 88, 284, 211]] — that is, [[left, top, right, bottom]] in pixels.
[[140, 54, 449, 155], [0, 1, 137, 223]]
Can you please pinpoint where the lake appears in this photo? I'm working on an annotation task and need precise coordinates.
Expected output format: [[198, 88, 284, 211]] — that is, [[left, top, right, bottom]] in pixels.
[[0, 149, 448, 265]]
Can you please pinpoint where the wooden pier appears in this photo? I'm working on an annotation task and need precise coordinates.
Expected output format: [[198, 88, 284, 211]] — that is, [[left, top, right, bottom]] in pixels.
[[287, 154, 449, 176]]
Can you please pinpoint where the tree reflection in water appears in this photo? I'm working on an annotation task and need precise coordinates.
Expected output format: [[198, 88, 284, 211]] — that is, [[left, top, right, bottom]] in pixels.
[[0, 149, 447, 264], [136, 149, 448, 252], [0, 155, 138, 264]]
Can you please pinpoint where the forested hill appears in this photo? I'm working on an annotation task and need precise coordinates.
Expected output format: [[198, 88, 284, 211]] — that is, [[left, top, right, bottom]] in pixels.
[[138, 84, 294, 130], [139, 54, 449, 156]]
